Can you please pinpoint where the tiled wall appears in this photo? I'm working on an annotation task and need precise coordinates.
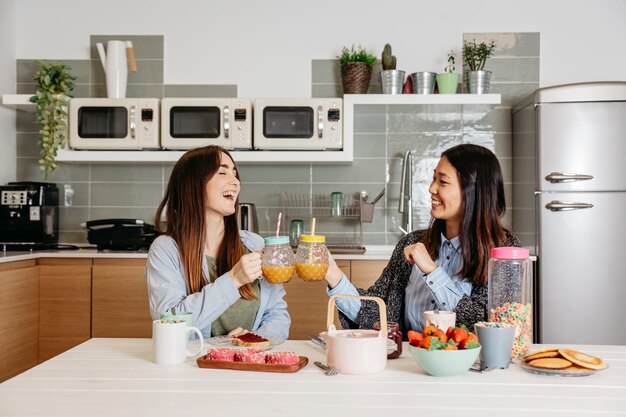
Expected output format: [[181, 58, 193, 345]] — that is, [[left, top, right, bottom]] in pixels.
[[15, 33, 539, 245]]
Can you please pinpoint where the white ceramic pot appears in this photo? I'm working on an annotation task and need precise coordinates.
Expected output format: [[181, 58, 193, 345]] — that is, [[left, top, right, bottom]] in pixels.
[[319, 295, 388, 375]]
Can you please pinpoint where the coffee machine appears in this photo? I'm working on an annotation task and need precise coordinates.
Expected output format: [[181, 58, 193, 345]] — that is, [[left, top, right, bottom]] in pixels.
[[0, 182, 59, 249]]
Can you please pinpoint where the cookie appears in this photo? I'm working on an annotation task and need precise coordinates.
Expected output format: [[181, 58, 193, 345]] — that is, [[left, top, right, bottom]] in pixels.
[[523, 348, 560, 362], [527, 357, 572, 369], [558, 348, 606, 370]]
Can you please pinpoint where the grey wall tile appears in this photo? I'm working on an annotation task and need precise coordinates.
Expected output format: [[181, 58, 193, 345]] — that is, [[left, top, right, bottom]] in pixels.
[[353, 109, 386, 133], [312, 159, 386, 183], [91, 84, 165, 98], [488, 58, 539, 83], [239, 183, 307, 208], [89, 207, 158, 223], [493, 32, 540, 57], [238, 164, 311, 183], [387, 133, 463, 162], [59, 207, 90, 230], [16, 110, 38, 133], [90, 164, 163, 182], [17, 59, 90, 84], [164, 84, 238, 97], [16, 133, 40, 157], [90, 59, 164, 84], [311, 59, 340, 84], [489, 83, 540, 107], [353, 133, 387, 157], [16, 158, 91, 183], [90, 183, 163, 207]]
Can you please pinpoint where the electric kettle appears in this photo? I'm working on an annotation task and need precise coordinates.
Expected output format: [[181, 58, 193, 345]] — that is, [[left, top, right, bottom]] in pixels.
[[237, 203, 259, 234]]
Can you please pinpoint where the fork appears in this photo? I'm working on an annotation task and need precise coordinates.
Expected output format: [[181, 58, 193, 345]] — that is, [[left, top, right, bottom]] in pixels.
[[314, 361, 339, 376]]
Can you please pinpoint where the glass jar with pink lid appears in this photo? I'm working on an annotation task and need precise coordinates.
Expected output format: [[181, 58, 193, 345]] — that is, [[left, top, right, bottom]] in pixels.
[[487, 246, 532, 358]]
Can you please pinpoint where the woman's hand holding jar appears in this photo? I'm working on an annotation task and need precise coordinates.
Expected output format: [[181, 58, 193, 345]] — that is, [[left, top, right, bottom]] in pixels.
[[229, 252, 262, 288]]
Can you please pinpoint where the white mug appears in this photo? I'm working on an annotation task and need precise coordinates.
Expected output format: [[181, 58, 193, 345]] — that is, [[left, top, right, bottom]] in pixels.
[[423, 310, 456, 332], [152, 320, 204, 364]]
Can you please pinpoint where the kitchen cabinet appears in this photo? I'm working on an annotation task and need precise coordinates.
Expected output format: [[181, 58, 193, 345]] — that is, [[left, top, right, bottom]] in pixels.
[[284, 260, 350, 340], [38, 259, 92, 362], [0, 260, 39, 382], [350, 260, 387, 289], [92, 259, 152, 338]]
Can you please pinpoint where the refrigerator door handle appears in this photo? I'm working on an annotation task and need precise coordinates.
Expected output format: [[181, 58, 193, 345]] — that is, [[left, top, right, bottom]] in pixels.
[[545, 201, 594, 211], [545, 172, 594, 183]]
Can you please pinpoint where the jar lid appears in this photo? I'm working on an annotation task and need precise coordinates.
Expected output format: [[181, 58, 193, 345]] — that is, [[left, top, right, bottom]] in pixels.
[[299, 234, 326, 243], [264, 236, 290, 245], [490, 246, 530, 260]]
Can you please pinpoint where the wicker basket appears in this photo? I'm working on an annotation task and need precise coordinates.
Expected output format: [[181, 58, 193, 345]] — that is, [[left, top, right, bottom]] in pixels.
[[341, 62, 373, 94]]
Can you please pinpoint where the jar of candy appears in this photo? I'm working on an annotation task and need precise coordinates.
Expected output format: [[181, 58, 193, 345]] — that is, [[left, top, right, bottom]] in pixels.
[[373, 321, 402, 359], [487, 247, 532, 358], [261, 236, 295, 284], [294, 234, 328, 281]]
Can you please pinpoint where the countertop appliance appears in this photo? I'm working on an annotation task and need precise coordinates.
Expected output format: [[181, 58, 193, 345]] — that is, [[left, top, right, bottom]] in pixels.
[[512, 81, 626, 345], [253, 98, 342, 150], [0, 182, 59, 248], [69, 98, 160, 149], [160, 98, 252, 150], [237, 203, 258, 234], [81, 218, 158, 250]]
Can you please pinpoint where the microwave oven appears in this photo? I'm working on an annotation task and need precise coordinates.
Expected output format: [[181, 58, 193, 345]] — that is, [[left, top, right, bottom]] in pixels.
[[69, 98, 160, 150], [160, 98, 252, 150], [253, 98, 342, 150]]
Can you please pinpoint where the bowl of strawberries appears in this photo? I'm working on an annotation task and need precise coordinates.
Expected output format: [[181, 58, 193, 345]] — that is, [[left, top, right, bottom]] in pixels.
[[407, 324, 481, 377]]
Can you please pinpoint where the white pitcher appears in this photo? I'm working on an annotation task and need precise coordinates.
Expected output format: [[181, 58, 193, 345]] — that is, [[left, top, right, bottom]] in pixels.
[[96, 40, 137, 98]]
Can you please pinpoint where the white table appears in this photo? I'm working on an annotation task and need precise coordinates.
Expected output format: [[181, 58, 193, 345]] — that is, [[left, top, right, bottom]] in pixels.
[[1, 339, 625, 417]]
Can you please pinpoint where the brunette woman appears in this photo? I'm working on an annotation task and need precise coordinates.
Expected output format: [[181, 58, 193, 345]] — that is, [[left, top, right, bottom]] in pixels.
[[324, 144, 520, 335], [146, 146, 290, 340]]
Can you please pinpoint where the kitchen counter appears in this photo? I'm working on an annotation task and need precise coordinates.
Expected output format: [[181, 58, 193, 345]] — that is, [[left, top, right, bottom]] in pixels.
[[0, 338, 623, 416], [0, 245, 396, 264]]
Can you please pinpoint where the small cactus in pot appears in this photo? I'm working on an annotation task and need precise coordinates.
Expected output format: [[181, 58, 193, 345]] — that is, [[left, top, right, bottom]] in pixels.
[[381, 44, 397, 71], [380, 43, 404, 94]]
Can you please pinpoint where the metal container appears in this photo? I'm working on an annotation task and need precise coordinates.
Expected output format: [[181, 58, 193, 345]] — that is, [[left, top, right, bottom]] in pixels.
[[380, 70, 405, 94], [466, 70, 492, 94], [237, 203, 258, 234], [411, 71, 437, 94]]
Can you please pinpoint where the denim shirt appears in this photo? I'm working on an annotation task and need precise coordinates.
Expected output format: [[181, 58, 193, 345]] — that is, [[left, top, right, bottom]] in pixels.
[[146, 231, 290, 340]]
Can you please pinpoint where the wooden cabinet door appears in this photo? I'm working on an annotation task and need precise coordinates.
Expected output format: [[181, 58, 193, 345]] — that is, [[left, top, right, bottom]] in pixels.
[[284, 260, 349, 340], [0, 260, 39, 382], [350, 260, 388, 290], [38, 258, 92, 362], [92, 259, 152, 338]]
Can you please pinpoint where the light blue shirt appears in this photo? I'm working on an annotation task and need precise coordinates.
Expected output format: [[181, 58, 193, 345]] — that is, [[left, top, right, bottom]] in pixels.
[[328, 234, 472, 332], [145, 231, 290, 340]]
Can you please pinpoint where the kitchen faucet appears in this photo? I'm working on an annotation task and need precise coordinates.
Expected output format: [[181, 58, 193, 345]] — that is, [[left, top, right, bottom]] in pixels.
[[398, 150, 413, 234]]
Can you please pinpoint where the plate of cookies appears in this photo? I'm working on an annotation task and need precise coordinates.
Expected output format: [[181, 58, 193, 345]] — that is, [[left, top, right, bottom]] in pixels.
[[520, 347, 608, 376], [207, 332, 285, 351]]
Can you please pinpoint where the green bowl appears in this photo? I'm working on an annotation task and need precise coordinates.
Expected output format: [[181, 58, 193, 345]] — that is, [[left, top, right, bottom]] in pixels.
[[409, 345, 481, 377]]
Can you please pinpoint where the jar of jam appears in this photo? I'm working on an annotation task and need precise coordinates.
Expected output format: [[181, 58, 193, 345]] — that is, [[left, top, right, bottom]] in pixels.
[[261, 236, 295, 284], [374, 321, 402, 359], [294, 234, 328, 281]]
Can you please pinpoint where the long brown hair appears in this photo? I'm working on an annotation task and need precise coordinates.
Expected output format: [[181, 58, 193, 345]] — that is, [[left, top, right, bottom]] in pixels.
[[155, 145, 256, 300], [422, 144, 510, 285]]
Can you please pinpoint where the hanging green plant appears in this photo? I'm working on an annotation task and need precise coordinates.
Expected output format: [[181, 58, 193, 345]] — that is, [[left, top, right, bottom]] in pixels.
[[29, 60, 76, 179]]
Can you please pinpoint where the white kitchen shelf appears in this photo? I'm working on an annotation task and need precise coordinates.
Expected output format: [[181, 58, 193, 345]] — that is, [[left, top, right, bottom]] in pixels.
[[1, 94, 35, 111], [56, 148, 353, 164], [5, 93, 500, 164]]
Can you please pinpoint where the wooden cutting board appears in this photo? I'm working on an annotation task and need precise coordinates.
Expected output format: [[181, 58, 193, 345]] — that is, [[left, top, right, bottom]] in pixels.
[[196, 356, 308, 373]]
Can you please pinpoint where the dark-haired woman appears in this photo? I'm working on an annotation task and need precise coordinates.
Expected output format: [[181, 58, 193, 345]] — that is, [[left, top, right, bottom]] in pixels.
[[324, 144, 520, 335], [146, 146, 290, 340]]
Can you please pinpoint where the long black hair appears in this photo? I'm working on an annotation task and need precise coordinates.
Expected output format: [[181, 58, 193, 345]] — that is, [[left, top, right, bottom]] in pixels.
[[422, 144, 510, 285]]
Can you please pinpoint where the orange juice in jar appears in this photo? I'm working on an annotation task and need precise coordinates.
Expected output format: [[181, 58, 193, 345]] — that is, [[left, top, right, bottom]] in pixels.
[[295, 235, 328, 281], [261, 236, 295, 284]]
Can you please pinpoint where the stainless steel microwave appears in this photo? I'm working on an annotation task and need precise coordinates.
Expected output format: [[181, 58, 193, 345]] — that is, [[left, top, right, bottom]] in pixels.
[[253, 98, 343, 150], [69, 98, 160, 150], [160, 98, 252, 150]]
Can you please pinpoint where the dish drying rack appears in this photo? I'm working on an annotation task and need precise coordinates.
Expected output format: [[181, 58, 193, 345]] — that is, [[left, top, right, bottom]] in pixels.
[[281, 190, 384, 254]]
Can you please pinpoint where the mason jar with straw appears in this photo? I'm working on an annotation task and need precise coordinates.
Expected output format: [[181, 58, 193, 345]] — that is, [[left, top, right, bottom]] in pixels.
[[295, 218, 329, 281], [261, 212, 295, 284]]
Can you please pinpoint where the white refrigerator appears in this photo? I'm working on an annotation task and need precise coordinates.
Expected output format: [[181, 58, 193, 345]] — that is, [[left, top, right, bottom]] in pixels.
[[512, 82, 626, 345]]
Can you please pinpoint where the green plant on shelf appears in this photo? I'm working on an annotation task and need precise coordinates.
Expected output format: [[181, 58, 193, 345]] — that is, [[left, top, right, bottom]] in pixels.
[[29, 60, 76, 179], [339, 45, 378, 65], [462, 39, 496, 71]]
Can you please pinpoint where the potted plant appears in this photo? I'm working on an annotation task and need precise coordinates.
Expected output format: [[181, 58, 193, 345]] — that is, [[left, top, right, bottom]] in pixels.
[[436, 50, 459, 94], [462, 39, 496, 94], [29, 60, 76, 178], [380, 44, 405, 95], [339, 45, 378, 94]]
